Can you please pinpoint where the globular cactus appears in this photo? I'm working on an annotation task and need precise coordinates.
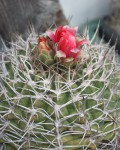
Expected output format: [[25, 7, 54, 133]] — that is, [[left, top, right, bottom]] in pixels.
[[0, 25, 120, 150]]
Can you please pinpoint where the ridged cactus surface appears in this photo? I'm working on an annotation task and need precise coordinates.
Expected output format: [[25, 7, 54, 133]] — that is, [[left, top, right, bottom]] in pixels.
[[0, 26, 120, 150]]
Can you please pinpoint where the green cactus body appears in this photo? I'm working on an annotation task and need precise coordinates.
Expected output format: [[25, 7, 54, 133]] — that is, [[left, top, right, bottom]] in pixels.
[[0, 29, 120, 150]]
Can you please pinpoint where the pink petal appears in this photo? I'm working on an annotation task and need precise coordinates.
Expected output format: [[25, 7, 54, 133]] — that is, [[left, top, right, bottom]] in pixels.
[[54, 26, 63, 42], [58, 34, 76, 57], [56, 50, 66, 58], [58, 37, 68, 53], [46, 30, 55, 42], [70, 48, 80, 53], [63, 25, 77, 35], [77, 39, 89, 48]]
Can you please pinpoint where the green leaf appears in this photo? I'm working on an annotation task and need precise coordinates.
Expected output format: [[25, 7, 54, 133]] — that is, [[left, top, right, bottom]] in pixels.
[[45, 59, 54, 66], [49, 51, 55, 59], [41, 49, 49, 56], [39, 53, 48, 63]]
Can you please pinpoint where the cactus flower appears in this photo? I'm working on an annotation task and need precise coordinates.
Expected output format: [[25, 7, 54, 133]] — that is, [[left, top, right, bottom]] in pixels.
[[38, 36, 51, 54], [38, 36, 55, 65], [46, 26, 89, 61], [46, 26, 77, 43]]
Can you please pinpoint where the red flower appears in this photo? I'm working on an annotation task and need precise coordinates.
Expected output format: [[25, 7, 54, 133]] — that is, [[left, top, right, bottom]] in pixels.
[[46, 26, 77, 43], [46, 26, 89, 61]]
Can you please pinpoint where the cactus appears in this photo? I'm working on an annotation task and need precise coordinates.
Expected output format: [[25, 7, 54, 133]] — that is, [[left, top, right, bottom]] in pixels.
[[0, 25, 120, 150]]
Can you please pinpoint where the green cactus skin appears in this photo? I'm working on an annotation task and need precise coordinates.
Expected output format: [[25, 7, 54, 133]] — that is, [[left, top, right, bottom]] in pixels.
[[0, 32, 120, 150]]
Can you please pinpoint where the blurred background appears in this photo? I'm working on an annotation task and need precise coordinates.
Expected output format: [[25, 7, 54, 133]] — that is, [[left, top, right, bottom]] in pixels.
[[0, 0, 120, 51], [60, 0, 112, 26]]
